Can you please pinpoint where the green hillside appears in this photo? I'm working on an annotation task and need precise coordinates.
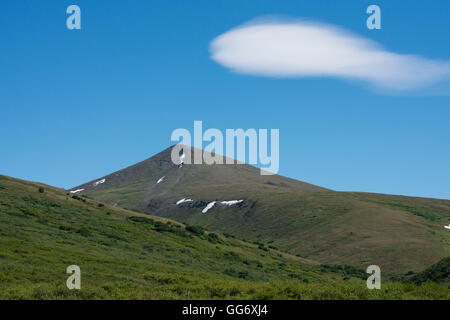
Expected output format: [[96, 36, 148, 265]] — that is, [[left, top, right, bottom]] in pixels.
[[408, 257, 450, 285], [74, 146, 450, 277], [1, 174, 448, 299]]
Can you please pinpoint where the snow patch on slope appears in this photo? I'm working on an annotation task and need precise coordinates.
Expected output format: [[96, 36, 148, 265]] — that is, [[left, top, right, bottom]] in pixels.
[[157, 176, 165, 184], [93, 179, 106, 187], [174, 198, 244, 213], [202, 201, 216, 213], [220, 200, 243, 206], [177, 152, 186, 168], [176, 198, 193, 205], [70, 189, 84, 194]]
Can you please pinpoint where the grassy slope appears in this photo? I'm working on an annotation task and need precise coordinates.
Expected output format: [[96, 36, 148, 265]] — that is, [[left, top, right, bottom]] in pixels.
[[77, 147, 450, 277], [408, 257, 450, 285], [153, 190, 450, 277], [1, 175, 448, 299]]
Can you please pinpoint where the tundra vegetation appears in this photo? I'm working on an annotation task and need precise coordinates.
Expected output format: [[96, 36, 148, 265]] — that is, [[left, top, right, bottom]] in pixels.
[[0, 175, 448, 299]]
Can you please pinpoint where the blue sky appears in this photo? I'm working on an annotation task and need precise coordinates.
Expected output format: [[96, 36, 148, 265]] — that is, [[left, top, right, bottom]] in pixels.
[[1, 0, 449, 199]]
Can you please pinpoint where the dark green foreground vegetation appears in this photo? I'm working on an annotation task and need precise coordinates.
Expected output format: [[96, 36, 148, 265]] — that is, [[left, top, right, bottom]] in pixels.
[[409, 257, 450, 285], [0, 175, 448, 299]]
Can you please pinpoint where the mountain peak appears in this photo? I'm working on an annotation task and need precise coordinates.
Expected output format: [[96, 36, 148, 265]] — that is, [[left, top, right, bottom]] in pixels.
[[71, 144, 329, 206]]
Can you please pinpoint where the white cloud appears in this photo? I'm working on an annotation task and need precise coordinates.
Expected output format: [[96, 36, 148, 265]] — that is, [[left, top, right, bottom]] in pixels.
[[210, 18, 450, 91]]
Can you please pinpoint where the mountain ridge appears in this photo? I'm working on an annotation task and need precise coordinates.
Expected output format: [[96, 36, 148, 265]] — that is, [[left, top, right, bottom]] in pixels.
[[71, 145, 450, 277]]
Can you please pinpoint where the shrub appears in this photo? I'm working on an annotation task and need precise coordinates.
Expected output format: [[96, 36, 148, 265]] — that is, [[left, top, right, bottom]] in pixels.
[[128, 216, 154, 224], [207, 233, 221, 243], [185, 225, 205, 236], [58, 225, 74, 231], [38, 187, 45, 193], [154, 222, 171, 232], [224, 268, 237, 277], [320, 264, 366, 279], [150, 221, 189, 238], [410, 257, 450, 284], [77, 228, 91, 237], [72, 195, 86, 202], [258, 244, 268, 252], [229, 286, 241, 296]]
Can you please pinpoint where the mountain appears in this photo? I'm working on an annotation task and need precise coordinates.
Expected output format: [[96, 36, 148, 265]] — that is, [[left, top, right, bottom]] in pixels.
[[1, 174, 449, 299], [72, 145, 450, 277]]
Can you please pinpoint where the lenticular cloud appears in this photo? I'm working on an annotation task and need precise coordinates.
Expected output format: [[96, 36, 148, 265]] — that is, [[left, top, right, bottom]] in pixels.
[[210, 18, 450, 91]]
